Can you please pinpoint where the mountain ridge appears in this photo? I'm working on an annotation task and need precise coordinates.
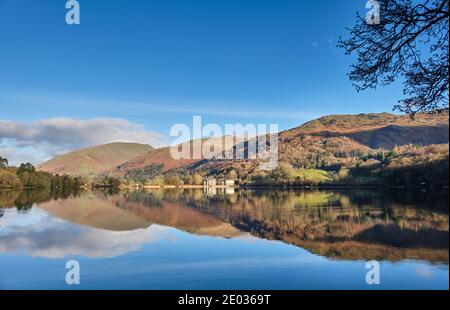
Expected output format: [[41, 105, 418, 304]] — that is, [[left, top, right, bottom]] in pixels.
[[118, 111, 449, 177], [38, 142, 153, 176], [38, 112, 449, 178]]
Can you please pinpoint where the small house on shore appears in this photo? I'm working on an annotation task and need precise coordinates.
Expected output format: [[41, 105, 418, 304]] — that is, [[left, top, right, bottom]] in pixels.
[[217, 179, 235, 187], [203, 177, 217, 187], [203, 177, 235, 188]]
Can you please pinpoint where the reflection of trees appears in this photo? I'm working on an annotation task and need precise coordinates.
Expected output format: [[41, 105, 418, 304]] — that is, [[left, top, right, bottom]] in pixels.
[[2, 188, 448, 263], [0, 190, 21, 208], [0, 188, 83, 211], [124, 189, 449, 263]]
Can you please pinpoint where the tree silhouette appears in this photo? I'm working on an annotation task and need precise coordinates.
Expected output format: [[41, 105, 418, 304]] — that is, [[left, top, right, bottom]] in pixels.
[[338, 0, 449, 116], [17, 163, 36, 174]]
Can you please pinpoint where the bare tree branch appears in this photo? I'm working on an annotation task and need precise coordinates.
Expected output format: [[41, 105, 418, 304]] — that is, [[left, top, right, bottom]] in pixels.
[[338, 0, 449, 117]]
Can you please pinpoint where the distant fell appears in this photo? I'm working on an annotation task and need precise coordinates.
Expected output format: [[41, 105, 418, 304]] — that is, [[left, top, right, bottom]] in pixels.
[[40, 112, 449, 178], [115, 136, 234, 177], [284, 112, 449, 149], [38, 142, 153, 176], [184, 111, 449, 180]]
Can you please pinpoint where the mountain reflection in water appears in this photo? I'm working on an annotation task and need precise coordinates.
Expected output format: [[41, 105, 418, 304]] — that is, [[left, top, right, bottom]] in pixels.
[[0, 188, 448, 263]]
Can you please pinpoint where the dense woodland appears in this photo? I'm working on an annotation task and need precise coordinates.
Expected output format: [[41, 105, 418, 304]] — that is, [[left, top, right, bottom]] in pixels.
[[0, 158, 86, 190]]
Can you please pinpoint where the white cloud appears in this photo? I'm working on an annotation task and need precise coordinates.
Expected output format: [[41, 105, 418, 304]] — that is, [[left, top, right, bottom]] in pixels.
[[0, 118, 170, 165], [0, 208, 170, 258]]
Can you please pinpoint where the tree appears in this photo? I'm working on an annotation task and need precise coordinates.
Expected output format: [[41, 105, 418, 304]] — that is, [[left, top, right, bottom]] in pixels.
[[338, 0, 449, 116], [165, 174, 184, 186], [377, 151, 387, 163], [226, 170, 238, 180], [0, 156, 8, 169], [192, 173, 204, 185], [17, 163, 36, 174], [108, 177, 121, 188], [151, 175, 165, 185], [270, 163, 293, 183], [338, 167, 350, 179], [0, 170, 22, 188]]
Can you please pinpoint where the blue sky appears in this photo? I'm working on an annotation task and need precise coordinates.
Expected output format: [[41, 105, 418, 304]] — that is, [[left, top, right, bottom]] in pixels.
[[0, 0, 406, 163]]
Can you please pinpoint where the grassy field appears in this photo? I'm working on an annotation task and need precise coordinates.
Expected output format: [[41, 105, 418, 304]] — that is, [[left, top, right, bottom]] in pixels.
[[289, 168, 334, 183]]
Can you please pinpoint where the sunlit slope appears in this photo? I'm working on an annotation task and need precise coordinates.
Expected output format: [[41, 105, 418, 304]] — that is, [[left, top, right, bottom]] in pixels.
[[38, 142, 153, 176]]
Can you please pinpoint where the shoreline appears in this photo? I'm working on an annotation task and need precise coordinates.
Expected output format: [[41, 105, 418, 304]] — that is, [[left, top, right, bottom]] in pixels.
[[2, 184, 449, 191], [115, 184, 449, 191], [121, 185, 235, 190]]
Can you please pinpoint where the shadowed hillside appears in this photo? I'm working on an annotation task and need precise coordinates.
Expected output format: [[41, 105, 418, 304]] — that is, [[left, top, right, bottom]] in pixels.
[[281, 112, 448, 152], [295, 112, 448, 134], [114, 112, 448, 180], [179, 112, 449, 187]]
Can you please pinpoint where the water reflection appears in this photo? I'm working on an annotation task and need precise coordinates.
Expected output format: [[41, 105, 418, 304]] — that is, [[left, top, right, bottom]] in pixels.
[[0, 207, 170, 258], [0, 188, 448, 264]]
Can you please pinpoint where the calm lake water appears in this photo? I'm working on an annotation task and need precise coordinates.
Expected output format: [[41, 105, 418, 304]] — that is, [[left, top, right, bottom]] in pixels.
[[0, 188, 448, 290]]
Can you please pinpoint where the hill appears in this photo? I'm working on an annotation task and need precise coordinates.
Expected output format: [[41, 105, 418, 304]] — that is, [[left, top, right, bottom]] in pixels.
[[38, 142, 153, 176], [277, 111, 448, 167], [115, 137, 233, 178], [286, 112, 449, 149], [181, 112, 449, 187], [113, 112, 449, 183], [40, 112, 449, 188]]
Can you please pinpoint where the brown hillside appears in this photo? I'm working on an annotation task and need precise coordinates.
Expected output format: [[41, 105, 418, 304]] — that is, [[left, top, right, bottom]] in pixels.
[[115, 136, 234, 176], [184, 112, 449, 177], [115, 146, 199, 175], [286, 112, 449, 149], [295, 112, 448, 134], [38, 142, 153, 176], [57, 112, 448, 178]]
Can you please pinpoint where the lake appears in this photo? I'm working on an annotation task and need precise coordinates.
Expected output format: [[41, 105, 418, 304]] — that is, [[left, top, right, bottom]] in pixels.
[[0, 188, 448, 290]]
